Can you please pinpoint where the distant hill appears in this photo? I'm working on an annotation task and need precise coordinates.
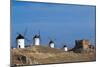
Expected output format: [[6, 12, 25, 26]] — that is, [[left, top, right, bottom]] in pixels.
[[11, 45, 96, 66]]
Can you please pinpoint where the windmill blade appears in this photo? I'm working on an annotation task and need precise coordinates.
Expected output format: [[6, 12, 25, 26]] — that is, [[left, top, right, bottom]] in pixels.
[[53, 38, 56, 41], [24, 37, 31, 43], [16, 32, 19, 35], [23, 28, 32, 44], [38, 30, 42, 43], [48, 34, 57, 42], [23, 28, 28, 36], [51, 34, 56, 40], [15, 32, 21, 43], [38, 30, 40, 36], [48, 36, 52, 41]]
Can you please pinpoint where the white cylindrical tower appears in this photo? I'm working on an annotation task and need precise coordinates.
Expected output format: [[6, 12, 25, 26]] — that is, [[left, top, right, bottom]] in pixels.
[[16, 34, 25, 48], [49, 40, 55, 48], [33, 35, 40, 46], [63, 45, 68, 51]]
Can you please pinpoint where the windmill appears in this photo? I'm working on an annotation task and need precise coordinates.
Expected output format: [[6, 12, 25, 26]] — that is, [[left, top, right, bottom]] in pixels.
[[48, 36, 56, 48], [15, 28, 31, 48], [33, 30, 41, 46], [62, 42, 68, 51]]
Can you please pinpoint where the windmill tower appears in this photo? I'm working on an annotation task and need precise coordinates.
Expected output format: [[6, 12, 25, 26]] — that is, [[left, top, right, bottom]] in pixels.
[[63, 45, 68, 51], [16, 34, 25, 48], [48, 36, 56, 48], [33, 34, 40, 46], [15, 28, 31, 48], [49, 40, 55, 48]]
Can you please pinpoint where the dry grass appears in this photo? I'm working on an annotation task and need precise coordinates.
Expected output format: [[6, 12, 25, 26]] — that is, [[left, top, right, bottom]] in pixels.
[[11, 46, 96, 66]]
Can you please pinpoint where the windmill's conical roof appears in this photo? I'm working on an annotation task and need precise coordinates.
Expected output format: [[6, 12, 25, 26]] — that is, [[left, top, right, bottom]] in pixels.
[[63, 45, 67, 48], [33, 34, 40, 38], [16, 34, 24, 39], [49, 40, 54, 44]]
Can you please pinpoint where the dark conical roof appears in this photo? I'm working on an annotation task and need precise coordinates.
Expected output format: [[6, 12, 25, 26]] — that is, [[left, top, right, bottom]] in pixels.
[[16, 34, 24, 39], [63, 45, 67, 47], [49, 40, 54, 44], [33, 34, 40, 38]]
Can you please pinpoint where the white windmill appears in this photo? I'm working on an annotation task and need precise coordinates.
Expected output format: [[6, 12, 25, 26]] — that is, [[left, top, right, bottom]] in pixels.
[[63, 45, 68, 51], [15, 28, 31, 48], [16, 34, 25, 48], [49, 40, 55, 48], [33, 31, 41, 46], [33, 34, 40, 46], [48, 36, 56, 48]]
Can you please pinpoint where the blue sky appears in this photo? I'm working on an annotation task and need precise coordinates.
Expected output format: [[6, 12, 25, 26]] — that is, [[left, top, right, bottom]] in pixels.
[[11, 0, 96, 48]]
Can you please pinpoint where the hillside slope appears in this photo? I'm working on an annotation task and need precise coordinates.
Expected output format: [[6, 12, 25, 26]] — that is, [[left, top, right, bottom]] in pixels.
[[11, 46, 96, 66]]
